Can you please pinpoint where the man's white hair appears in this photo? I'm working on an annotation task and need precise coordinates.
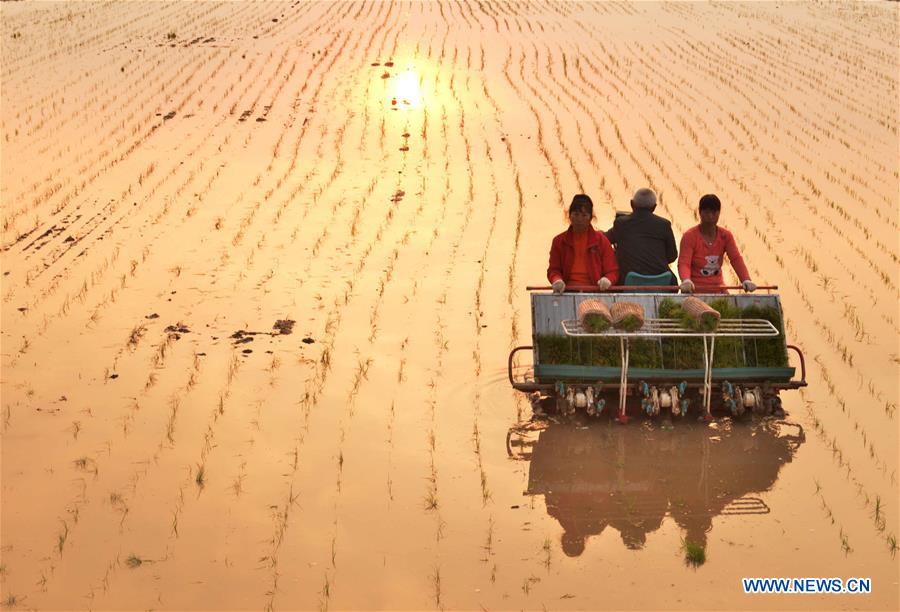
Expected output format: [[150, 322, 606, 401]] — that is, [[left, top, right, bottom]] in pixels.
[[631, 188, 657, 210]]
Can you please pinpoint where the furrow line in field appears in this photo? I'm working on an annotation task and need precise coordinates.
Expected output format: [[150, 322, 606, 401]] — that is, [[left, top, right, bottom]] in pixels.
[[3, 48, 244, 320], [0, 1, 191, 149], [678, 36, 900, 249], [1, 45, 227, 243], [579, 39, 690, 193], [214, 21, 394, 293], [210, 78, 360, 281], [636, 31, 900, 279], [498, 48, 564, 209], [8, 49, 238, 270], [17, 7, 338, 282], [20, 330, 208, 600], [603, 41, 767, 223], [724, 3, 898, 127], [1, 0, 329, 241], [708, 34, 899, 238], [0, 0, 180, 86], [733, 28, 897, 153], [473, 52, 534, 345], [565, 52, 630, 197], [472, 0, 501, 34], [79, 347, 252, 606], [2, 42, 332, 368], [525, 44, 591, 192], [798, 386, 899, 560], [543, 47, 614, 199], [269, 192, 426, 610], [447, 0, 476, 32], [578, 43, 703, 221], [3, 0, 254, 157]]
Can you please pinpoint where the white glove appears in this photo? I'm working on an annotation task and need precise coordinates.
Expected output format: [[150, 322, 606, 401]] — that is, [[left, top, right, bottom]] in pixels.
[[551, 279, 566, 294], [679, 279, 695, 293], [742, 280, 757, 292], [597, 277, 612, 291]]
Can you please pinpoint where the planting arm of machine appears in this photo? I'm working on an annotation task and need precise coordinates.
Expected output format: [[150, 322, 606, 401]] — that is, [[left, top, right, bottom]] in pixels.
[[561, 317, 781, 421]]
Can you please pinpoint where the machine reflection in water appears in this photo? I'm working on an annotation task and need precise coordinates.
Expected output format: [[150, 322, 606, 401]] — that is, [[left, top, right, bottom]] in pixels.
[[507, 417, 804, 558]]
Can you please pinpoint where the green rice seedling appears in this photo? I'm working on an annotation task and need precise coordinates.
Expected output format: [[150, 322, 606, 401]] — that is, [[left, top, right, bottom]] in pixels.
[[432, 566, 442, 607], [57, 520, 69, 554], [840, 534, 852, 554], [675, 299, 721, 332], [319, 572, 331, 612], [582, 313, 610, 333], [195, 464, 205, 488], [73, 456, 97, 475], [535, 334, 570, 365], [682, 538, 706, 566], [741, 305, 788, 367], [704, 300, 743, 367], [124, 554, 143, 568], [479, 469, 491, 505], [614, 314, 643, 332], [483, 518, 495, 557], [872, 496, 885, 531], [887, 534, 897, 557], [629, 339, 663, 368], [2, 594, 22, 608], [232, 472, 245, 497], [423, 485, 438, 511], [144, 372, 157, 390], [659, 300, 704, 368]]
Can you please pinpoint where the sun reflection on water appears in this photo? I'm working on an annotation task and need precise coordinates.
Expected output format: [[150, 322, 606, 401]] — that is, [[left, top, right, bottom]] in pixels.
[[388, 66, 422, 108]]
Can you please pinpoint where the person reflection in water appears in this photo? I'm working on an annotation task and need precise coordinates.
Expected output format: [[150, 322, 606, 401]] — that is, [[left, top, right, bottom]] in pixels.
[[520, 420, 803, 557]]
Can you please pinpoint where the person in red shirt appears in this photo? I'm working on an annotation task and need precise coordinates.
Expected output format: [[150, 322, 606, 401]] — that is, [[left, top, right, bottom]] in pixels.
[[547, 194, 618, 293], [678, 194, 757, 294]]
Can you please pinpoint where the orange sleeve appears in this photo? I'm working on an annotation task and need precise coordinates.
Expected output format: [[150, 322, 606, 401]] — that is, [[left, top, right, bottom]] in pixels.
[[547, 235, 564, 283]]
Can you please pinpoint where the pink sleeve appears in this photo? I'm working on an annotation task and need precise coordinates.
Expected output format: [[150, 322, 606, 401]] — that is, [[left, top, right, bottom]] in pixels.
[[677, 231, 693, 281], [725, 231, 751, 282]]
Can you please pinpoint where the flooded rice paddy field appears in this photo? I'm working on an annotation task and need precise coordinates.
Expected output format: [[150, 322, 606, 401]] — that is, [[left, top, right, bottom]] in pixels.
[[1, 1, 898, 609]]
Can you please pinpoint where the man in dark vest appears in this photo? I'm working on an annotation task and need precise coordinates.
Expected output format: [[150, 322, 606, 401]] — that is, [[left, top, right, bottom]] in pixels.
[[605, 188, 677, 286]]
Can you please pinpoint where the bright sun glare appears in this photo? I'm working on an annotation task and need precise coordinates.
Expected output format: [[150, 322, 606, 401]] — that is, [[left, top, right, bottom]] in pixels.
[[389, 68, 422, 108]]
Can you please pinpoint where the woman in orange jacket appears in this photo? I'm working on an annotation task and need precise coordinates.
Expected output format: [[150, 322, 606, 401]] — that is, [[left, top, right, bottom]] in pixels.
[[547, 194, 618, 293]]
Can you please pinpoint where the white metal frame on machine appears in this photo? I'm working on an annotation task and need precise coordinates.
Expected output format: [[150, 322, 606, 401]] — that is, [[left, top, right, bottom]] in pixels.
[[560, 318, 779, 419]]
